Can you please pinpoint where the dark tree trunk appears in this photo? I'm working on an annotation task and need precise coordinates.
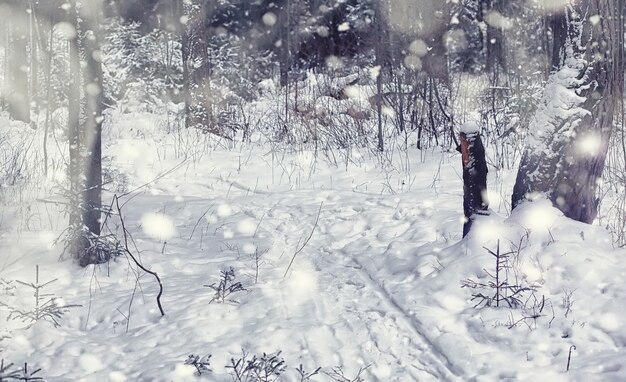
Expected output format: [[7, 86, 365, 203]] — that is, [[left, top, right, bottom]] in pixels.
[[512, 0, 624, 223], [460, 129, 489, 237], [375, 10, 384, 152], [81, 6, 104, 243], [182, 0, 211, 131], [65, 0, 105, 266]]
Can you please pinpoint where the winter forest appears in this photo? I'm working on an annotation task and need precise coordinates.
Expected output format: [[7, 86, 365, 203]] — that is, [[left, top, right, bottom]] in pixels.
[[0, 0, 625, 380]]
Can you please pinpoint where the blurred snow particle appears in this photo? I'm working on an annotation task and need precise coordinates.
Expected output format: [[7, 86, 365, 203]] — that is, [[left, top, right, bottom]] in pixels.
[[215, 26, 228, 37], [325, 55, 343, 70], [589, 15, 601, 25], [141, 213, 177, 240], [519, 201, 559, 231], [597, 313, 621, 332], [109, 371, 127, 382], [284, 264, 318, 306], [86, 83, 101, 96], [237, 218, 257, 236], [343, 85, 359, 99], [443, 29, 468, 53], [576, 133, 602, 156], [369, 65, 381, 80], [372, 363, 392, 379], [222, 228, 234, 239], [242, 243, 257, 254], [408, 39, 428, 57], [337, 22, 350, 32], [473, 216, 504, 243], [92, 50, 103, 62], [530, 0, 570, 13], [217, 204, 233, 217], [179, 16, 189, 25], [206, 214, 218, 224], [403, 55, 422, 71], [484, 11, 513, 30], [55, 22, 77, 40], [316, 26, 330, 37], [79, 354, 104, 373], [262, 12, 277, 27]]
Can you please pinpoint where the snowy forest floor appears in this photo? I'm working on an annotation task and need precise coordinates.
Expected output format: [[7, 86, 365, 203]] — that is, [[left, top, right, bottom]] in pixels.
[[1, 114, 626, 381]]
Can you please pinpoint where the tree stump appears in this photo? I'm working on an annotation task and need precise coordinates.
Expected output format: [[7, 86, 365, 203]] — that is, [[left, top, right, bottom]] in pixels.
[[459, 122, 489, 237]]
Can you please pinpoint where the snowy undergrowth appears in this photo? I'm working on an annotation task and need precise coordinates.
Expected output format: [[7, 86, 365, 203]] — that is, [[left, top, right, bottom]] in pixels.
[[1, 112, 625, 381]]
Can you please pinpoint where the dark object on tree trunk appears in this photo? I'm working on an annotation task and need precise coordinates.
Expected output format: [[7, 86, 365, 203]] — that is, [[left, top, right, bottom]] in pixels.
[[460, 129, 488, 237]]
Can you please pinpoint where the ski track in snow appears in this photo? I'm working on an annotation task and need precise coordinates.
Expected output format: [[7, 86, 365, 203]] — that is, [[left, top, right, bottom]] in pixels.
[[263, 194, 461, 381]]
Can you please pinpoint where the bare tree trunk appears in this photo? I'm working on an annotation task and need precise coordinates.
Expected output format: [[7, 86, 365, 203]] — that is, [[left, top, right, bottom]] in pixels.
[[512, 0, 624, 223], [68, 9, 82, 236], [81, 4, 103, 243], [182, 0, 211, 132], [29, 0, 39, 119], [7, 3, 30, 123], [375, 12, 384, 152], [65, 0, 105, 266], [180, 0, 191, 129]]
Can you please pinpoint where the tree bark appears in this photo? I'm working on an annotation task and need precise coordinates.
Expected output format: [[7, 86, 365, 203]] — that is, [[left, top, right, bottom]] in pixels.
[[81, 4, 104, 243], [512, 0, 623, 223], [7, 2, 30, 123], [68, 4, 82, 235], [460, 129, 489, 237]]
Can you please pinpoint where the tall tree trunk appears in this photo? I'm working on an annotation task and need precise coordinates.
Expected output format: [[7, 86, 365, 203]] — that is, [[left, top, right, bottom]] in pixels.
[[67, 7, 82, 237], [65, 0, 105, 266], [81, 3, 104, 244], [512, 0, 624, 223], [375, 11, 384, 152], [29, 0, 39, 118], [180, 0, 191, 129], [181, 0, 212, 132], [7, 3, 30, 123]]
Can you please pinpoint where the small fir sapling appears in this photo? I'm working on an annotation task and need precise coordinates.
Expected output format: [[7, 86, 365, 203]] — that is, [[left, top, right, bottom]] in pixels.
[[324, 365, 370, 382], [184, 354, 212, 376], [296, 364, 322, 381], [0, 360, 44, 381], [0, 265, 80, 328], [205, 267, 247, 304], [226, 350, 286, 382], [461, 240, 535, 308]]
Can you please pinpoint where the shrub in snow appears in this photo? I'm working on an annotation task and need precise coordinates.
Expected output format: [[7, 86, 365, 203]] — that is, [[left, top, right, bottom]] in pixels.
[[204, 267, 247, 304], [184, 354, 212, 376], [226, 350, 286, 382], [60, 226, 125, 267]]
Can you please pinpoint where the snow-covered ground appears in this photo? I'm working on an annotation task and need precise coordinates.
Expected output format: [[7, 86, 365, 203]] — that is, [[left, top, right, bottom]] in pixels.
[[1, 114, 625, 381]]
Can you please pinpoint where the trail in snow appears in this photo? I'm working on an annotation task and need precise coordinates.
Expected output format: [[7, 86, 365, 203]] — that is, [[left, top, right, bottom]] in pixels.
[[262, 192, 463, 381]]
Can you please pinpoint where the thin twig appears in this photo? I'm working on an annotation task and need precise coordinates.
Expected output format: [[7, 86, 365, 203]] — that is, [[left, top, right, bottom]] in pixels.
[[284, 202, 323, 278], [189, 204, 214, 240], [566, 345, 576, 371], [115, 195, 165, 316]]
